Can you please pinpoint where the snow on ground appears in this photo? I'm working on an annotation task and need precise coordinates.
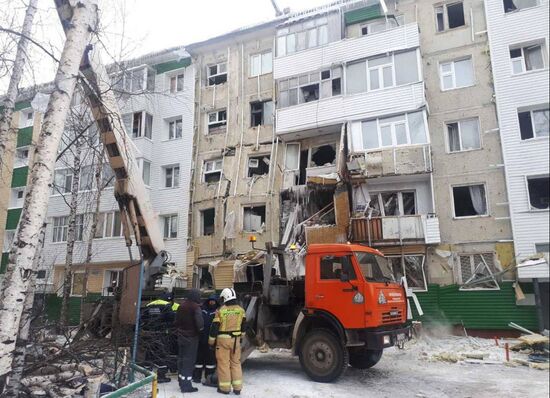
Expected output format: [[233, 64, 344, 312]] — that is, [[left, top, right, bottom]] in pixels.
[[153, 336, 549, 398]]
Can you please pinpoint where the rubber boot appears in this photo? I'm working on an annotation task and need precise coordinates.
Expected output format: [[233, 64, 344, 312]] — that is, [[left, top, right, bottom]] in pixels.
[[181, 380, 198, 393], [202, 373, 217, 387], [192, 367, 202, 383], [156, 366, 171, 384]]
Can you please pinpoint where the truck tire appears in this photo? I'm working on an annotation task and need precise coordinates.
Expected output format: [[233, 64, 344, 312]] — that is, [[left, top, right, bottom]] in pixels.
[[349, 347, 383, 369], [299, 329, 348, 383]]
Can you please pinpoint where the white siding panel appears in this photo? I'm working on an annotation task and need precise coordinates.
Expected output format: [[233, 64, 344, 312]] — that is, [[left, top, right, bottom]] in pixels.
[[276, 82, 425, 134], [274, 24, 420, 79]]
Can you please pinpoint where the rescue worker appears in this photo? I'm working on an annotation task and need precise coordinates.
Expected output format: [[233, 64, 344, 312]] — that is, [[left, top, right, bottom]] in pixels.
[[174, 289, 203, 393], [193, 294, 219, 383], [208, 288, 246, 395]]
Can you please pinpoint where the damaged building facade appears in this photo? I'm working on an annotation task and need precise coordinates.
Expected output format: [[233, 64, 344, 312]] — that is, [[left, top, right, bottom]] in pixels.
[[273, 0, 517, 295], [186, 21, 286, 289]]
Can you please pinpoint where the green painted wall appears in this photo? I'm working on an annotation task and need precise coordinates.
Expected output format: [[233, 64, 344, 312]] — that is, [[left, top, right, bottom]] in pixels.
[[14, 101, 31, 111], [0, 253, 8, 274], [17, 126, 33, 147], [413, 283, 538, 330], [344, 4, 382, 25], [45, 295, 82, 326], [11, 166, 28, 187], [5, 208, 22, 230], [153, 58, 191, 75]]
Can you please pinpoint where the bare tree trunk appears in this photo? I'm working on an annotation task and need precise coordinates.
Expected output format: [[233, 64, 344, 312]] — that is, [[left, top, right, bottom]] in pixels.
[[3, 224, 46, 397], [0, 0, 38, 167], [60, 139, 82, 330], [0, 1, 98, 389]]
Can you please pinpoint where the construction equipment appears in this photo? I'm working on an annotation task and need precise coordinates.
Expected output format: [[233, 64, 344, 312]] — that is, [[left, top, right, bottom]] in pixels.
[[54, 0, 169, 325], [238, 241, 412, 382]]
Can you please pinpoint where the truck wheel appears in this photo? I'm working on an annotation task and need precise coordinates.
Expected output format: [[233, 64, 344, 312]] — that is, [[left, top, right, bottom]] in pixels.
[[299, 329, 348, 383], [349, 347, 383, 369]]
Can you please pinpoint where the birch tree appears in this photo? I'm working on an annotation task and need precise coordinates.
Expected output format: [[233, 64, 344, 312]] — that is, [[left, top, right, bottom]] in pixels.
[[0, 0, 98, 389], [0, 0, 38, 168]]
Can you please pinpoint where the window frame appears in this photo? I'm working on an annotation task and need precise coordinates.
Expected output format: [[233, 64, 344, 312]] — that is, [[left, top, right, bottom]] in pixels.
[[207, 109, 227, 133], [510, 42, 546, 74], [242, 204, 267, 233], [200, 208, 216, 236], [169, 71, 185, 93], [70, 271, 86, 297], [102, 269, 124, 296], [162, 214, 178, 239], [277, 66, 343, 108], [367, 55, 395, 92], [451, 183, 489, 219], [369, 190, 417, 217], [387, 254, 427, 292], [276, 17, 329, 57], [434, 2, 466, 33], [167, 117, 183, 140], [249, 51, 273, 77], [246, 154, 271, 178], [163, 165, 180, 188], [141, 159, 151, 186], [250, 100, 274, 127], [52, 168, 74, 195], [359, 111, 429, 150], [203, 158, 223, 183], [2, 229, 15, 252], [93, 211, 123, 239], [445, 117, 482, 153], [518, 107, 550, 140], [207, 62, 227, 86], [439, 57, 475, 91], [52, 215, 83, 242], [525, 174, 550, 211], [503, 0, 541, 13], [457, 253, 499, 290]]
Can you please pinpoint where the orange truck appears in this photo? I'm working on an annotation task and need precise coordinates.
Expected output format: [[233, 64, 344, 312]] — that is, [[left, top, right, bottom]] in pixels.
[[238, 242, 412, 382]]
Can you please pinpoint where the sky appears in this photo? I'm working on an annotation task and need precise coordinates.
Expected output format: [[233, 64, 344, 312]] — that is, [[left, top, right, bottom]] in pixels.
[[0, 0, 332, 91]]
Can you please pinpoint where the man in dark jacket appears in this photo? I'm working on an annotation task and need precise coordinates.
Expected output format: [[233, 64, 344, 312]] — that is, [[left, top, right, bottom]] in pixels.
[[174, 289, 203, 393], [193, 294, 219, 383]]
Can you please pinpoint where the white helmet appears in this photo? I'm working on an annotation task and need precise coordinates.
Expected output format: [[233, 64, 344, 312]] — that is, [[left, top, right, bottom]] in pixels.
[[220, 288, 237, 303]]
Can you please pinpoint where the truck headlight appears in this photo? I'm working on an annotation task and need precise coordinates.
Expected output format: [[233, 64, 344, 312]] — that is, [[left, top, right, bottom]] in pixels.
[[383, 335, 391, 345]]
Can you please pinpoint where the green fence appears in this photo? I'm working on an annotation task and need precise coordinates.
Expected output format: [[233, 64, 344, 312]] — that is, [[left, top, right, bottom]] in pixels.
[[412, 282, 538, 330], [44, 293, 102, 326]]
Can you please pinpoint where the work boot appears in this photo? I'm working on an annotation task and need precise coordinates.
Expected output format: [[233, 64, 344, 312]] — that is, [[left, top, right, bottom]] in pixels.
[[202, 374, 217, 387], [234, 390, 241, 395], [180, 380, 198, 393], [192, 368, 202, 383], [216, 388, 230, 395]]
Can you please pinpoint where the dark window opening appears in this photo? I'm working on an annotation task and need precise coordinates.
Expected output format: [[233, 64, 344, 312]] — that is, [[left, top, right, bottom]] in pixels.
[[320, 255, 356, 280], [528, 176, 550, 210], [321, 70, 331, 80], [37, 270, 46, 279], [519, 111, 534, 139], [332, 78, 342, 96], [243, 205, 266, 232], [300, 84, 319, 103], [207, 63, 227, 86], [202, 208, 215, 236], [310, 144, 336, 167], [361, 26, 369, 36], [132, 112, 142, 137], [200, 267, 214, 289], [204, 171, 221, 183], [504, 0, 539, 13], [453, 185, 487, 217], [447, 2, 465, 29], [402, 192, 416, 215], [299, 149, 308, 185], [250, 100, 273, 127], [248, 155, 270, 177]]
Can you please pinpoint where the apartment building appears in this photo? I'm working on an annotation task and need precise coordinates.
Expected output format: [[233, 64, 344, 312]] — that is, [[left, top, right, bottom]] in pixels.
[[484, 0, 549, 260], [186, 21, 285, 288], [1, 48, 195, 297]]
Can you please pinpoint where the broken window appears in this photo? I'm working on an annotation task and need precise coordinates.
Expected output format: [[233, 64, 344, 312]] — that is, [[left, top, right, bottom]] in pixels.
[[201, 208, 215, 236], [250, 101, 273, 127], [163, 214, 178, 239], [510, 44, 545, 74], [440, 58, 474, 90], [250, 51, 273, 77], [527, 175, 549, 210], [452, 184, 487, 217], [53, 169, 73, 194], [504, 0, 539, 13], [309, 144, 336, 167], [169, 73, 184, 93], [277, 67, 341, 108], [243, 205, 266, 232], [168, 118, 183, 140], [369, 191, 416, 217], [203, 158, 223, 183], [208, 109, 227, 133], [389, 255, 427, 291], [207, 62, 227, 86], [320, 255, 356, 280], [71, 272, 85, 296], [518, 108, 549, 139], [125, 111, 153, 139], [284, 143, 300, 171], [164, 165, 180, 188], [435, 2, 465, 32], [247, 155, 270, 177], [103, 270, 123, 296], [458, 253, 499, 290], [199, 266, 214, 289], [447, 118, 481, 152], [94, 211, 123, 238]]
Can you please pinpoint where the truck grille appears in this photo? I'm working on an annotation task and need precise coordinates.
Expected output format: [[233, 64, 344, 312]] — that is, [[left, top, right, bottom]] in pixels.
[[381, 309, 402, 324]]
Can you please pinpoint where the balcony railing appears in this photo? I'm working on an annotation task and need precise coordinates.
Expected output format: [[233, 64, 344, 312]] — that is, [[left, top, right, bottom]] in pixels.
[[361, 144, 432, 178], [350, 214, 440, 246]]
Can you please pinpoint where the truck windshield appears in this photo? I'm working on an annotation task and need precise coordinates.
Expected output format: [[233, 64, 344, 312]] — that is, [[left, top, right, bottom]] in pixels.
[[354, 252, 395, 283]]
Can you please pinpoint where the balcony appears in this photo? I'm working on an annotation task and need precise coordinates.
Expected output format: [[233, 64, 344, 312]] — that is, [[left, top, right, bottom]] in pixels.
[[274, 23, 419, 80], [276, 82, 425, 136], [350, 144, 432, 179], [350, 214, 441, 246]]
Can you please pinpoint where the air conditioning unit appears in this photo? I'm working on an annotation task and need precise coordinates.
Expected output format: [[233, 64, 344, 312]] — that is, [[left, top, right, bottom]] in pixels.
[[248, 158, 259, 168]]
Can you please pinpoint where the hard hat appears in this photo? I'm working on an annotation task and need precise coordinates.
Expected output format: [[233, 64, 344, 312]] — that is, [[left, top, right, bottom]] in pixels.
[[220, 288, 237, 303]]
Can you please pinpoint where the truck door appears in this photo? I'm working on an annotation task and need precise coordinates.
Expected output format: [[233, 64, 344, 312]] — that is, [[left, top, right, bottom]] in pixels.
[[307, 254, 365, 329]]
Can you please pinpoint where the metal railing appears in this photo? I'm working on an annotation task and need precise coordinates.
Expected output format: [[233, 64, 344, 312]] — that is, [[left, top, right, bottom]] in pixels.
[[102, 363, 157, 398]]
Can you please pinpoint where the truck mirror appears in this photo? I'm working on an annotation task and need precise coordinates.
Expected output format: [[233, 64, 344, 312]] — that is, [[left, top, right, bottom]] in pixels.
[[340, 272, 350, 282]]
